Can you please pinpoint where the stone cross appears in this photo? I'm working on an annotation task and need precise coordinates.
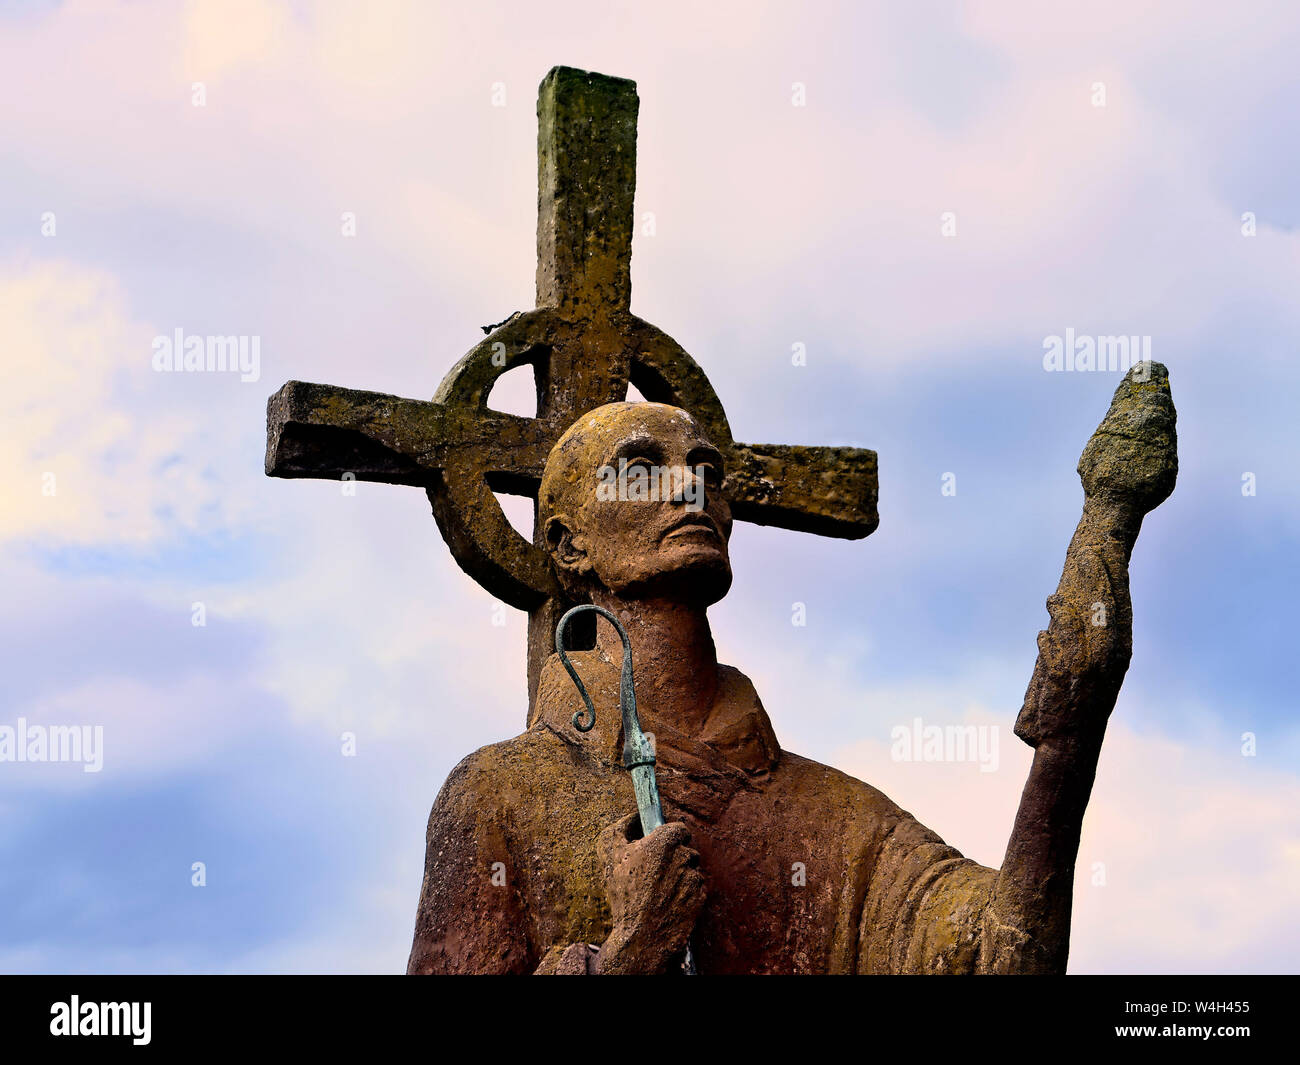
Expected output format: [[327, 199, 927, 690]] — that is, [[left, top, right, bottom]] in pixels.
[[265, 66, 880, 713]]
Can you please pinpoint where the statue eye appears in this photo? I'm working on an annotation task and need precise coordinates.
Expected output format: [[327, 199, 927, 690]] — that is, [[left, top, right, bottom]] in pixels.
[[699, 462, 722, 486]]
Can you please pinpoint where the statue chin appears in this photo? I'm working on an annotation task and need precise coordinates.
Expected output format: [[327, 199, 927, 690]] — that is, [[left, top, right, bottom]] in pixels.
[[596, 553, 733, 607]]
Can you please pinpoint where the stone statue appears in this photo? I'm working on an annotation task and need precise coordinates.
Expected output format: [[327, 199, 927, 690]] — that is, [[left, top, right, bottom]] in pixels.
[[261, 67, 1178, 974], [406, 368, 1177, 974]]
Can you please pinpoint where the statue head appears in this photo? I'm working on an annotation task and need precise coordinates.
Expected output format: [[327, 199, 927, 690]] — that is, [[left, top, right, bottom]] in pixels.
[[539, 402, 733, 606]]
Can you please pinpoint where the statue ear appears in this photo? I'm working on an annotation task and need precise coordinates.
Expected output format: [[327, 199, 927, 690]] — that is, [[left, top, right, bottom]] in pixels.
[[543, 514, 590, 575]]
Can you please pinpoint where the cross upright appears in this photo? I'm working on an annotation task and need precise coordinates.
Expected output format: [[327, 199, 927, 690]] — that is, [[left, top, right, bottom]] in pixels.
[[265, 66, 880, 716]]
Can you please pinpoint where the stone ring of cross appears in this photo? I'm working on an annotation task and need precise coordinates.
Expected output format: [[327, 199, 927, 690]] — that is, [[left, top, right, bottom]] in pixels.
[[429, 305, 740, 610]]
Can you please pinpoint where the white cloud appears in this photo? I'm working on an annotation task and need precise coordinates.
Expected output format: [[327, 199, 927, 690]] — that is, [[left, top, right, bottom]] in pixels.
[[0, 261, 241, 546]]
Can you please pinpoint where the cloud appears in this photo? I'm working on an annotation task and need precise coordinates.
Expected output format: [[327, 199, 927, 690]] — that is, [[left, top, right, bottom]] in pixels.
[[0, 260, 245, 546], [182, 0, 289, 79]]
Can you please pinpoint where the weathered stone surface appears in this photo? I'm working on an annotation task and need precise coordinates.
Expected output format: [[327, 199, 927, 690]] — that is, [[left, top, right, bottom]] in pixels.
[[408, 647, 996, 975], [264, 67, 879, 711], [407, 380, 1176, 974], [1077, 361, 1178, 513], [535, 67, 638, 316], [263, 65, 1179, 976], [984, 362, 1178, 973], [1016, 362, 1178, 751], [265, 379, 553, 487]]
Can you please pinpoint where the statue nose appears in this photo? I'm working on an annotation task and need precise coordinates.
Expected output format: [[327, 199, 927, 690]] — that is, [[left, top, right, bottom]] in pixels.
[[669, 465, 702, 503], [669, 465, 712, 513]]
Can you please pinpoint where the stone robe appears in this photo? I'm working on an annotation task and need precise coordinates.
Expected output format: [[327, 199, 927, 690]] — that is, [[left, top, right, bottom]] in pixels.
[[408, 650, 998, 974]]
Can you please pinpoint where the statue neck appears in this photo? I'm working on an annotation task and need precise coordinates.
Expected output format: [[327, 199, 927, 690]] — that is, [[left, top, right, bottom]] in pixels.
[[590, 593, 719, 736]]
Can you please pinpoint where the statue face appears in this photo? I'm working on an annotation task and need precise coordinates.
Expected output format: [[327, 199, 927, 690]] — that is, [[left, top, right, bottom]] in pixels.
[[541, 402, 733, 604]]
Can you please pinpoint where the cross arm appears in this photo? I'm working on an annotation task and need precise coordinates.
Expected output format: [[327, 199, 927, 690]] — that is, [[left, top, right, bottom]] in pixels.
[[724, 442, 879, 539], [265, 380, 552, 486]]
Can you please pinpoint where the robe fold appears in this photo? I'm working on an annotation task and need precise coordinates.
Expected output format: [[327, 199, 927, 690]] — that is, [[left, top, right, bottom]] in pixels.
[[408, 650, 997, 975]]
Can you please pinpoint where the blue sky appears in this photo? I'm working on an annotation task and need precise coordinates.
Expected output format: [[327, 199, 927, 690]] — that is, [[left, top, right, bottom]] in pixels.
[[1, 0, 1296, 973]]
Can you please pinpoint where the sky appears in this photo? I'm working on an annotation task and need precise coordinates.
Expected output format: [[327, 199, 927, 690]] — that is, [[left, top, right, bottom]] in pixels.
[[1, 0, 1296, 974]]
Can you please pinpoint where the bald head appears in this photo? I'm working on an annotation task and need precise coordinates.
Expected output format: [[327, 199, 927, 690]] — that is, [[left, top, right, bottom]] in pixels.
[[539, 402, 733, 604]]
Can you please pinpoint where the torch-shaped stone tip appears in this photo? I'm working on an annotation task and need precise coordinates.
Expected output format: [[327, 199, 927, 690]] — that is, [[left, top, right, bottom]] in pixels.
[[1077, 362, 1178, 513]]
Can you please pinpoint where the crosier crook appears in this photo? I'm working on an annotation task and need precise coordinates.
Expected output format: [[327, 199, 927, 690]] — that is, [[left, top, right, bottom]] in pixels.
[[555, 603, 698, 976]]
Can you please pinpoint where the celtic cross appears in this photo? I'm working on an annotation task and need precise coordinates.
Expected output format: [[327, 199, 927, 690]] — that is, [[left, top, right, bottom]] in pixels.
[[264, 66, 879, 714]]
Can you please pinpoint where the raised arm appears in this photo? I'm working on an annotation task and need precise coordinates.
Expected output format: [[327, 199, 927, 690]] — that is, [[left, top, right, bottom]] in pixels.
[[981, 362, 1178, 973]]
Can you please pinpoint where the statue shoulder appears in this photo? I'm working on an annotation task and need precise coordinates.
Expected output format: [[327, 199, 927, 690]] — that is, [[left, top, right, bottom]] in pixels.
[[430, 726, 563, 817], [767, 744, 936, 840]]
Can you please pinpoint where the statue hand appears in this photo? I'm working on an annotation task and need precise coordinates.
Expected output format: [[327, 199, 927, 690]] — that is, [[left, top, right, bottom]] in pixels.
[[1076, 361, 1177, 517], [594, 811, 705, 974]]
